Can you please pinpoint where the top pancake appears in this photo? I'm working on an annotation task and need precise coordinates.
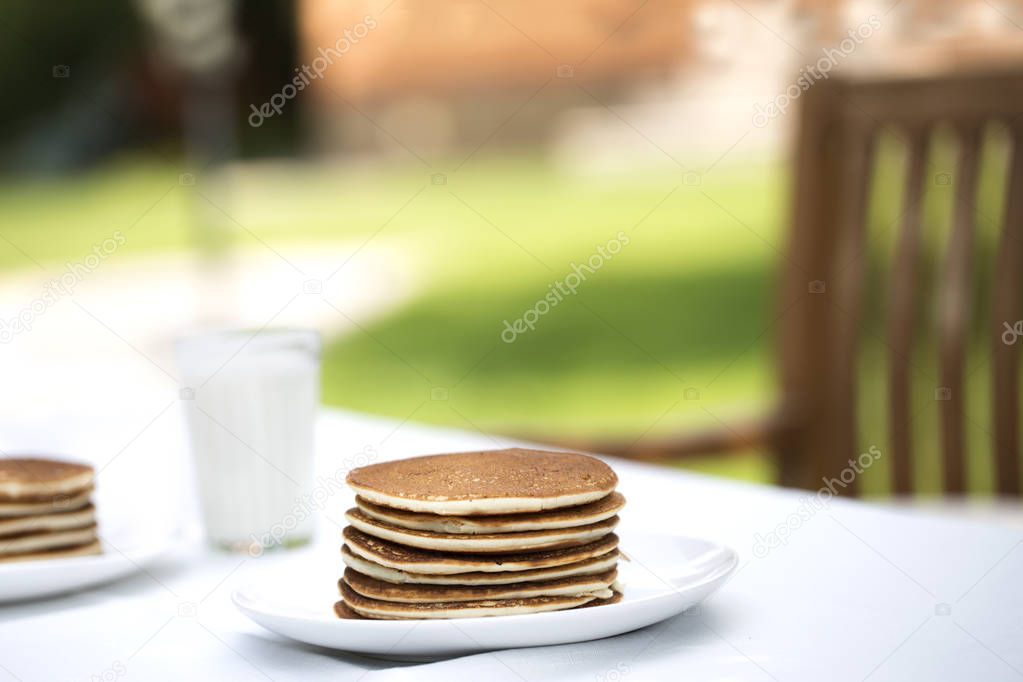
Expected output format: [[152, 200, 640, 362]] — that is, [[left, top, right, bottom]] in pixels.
[[346, 448, 617, 514], [0, 458, 94, 502]]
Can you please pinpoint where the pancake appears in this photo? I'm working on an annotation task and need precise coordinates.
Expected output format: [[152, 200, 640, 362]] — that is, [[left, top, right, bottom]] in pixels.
[[0, 505, 96, 538], [333, 590, 624, 621], [355, 492, 625, 534], [0, 458, 94, 502], [345, 508, 618, 553], [344, 526, 620, 574], [0, 539, 102, 564], [334, 600, 365, 619], [334, 590, 624, 619], [579, 590, 623, 608], [346, 448, 617, 515], [341, 544, 620, 585], [0, 488, 93, 518], [339, 581, 597, 619], [342, 567, 616, 603], [0, 525, 98, 556]]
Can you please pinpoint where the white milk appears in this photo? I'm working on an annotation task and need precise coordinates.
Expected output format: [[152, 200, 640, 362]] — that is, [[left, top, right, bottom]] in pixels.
[[176, 329, 320, 553]]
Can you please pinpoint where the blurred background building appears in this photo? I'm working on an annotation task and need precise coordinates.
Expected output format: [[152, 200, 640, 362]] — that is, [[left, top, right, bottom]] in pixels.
[[1, 0, 1021, 502]]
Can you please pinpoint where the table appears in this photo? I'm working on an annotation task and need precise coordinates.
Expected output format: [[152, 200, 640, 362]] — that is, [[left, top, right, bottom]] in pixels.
[[1, 408, 1021, 681]]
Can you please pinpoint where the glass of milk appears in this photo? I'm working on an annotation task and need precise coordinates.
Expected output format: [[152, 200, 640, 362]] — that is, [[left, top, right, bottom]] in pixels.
[[175, 328, 320, 554]]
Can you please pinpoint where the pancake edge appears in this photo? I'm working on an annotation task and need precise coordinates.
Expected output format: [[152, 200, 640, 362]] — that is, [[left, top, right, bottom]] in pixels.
[[0, 539, 102, 563], [348, 485, 612, 515], [339, 582, 597, 620], [333, 590, 624, 619], [343, 527, 620, 574], [0, 505, 97, 538], [0, 525, 99, 556], [341, 567, 618, 603], [345, 510, 618, 553], [0, 488, 93, 518], [355, 492, 625, 534], [341, 544, 620, 585]]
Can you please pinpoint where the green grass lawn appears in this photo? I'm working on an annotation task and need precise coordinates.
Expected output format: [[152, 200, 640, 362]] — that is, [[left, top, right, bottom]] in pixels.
[[1, 138, 1015, 495], [306, 157, 784, 484]]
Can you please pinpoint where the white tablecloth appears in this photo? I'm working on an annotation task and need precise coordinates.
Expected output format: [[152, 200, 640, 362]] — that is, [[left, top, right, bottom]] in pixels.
[[1, 408, 1021, 681]]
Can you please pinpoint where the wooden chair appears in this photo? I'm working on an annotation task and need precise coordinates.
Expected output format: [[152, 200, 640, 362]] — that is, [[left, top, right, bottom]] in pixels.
[[562, 52, 1023, 498], [777, 55, 1023, 497]]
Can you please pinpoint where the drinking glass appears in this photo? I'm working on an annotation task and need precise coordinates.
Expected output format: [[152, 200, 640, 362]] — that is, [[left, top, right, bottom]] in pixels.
[[175, 328, 320, 553]]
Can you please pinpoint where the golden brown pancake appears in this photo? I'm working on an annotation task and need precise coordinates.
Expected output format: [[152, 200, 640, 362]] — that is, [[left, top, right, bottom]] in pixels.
[[0, 504, 96, 538], [339, 581, 597, 619], [578, 590, 623, 608], [346, 449, 617, 515], [0, 539, 102, 563], [0, 458, 94, 502], [334, 600, 365, 619], [343, 526, 620, 574], [355, 492, 625, 534], [0, 487, 93, 518], [341, 544, 620, 585], [0, 525, 98, 556], [345, 508, 618, 553], [333, 591, 623, 619], [342, 567, 617, 603]]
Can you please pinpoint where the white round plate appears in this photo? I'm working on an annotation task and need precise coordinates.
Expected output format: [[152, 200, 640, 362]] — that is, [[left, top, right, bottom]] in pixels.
[[233, 532, 738, 658], [0, 533, 175, 603]]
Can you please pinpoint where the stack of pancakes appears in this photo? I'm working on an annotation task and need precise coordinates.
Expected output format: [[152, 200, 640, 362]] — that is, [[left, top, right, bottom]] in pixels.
[[336, 448, 624, 619], [0, 458, 101, 563]]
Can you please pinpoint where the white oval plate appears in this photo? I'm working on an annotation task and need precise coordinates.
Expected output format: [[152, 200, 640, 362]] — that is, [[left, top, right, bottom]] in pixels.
[[233, 532, 738, 658], [0, 534, 175, 603]]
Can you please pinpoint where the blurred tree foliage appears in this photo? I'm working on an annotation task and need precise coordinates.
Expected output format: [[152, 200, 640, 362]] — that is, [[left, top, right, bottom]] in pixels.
[[0, 1, 300, 173], [0, 2, 140, 149]]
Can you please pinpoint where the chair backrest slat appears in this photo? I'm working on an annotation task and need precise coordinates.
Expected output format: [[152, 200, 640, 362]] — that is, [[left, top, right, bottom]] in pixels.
[[887, 128, 930, 495], [991, 124, 1023, 496], [778, 81, 844, 489], [937, 124, 982, 494], [828, 125, 876, 497]]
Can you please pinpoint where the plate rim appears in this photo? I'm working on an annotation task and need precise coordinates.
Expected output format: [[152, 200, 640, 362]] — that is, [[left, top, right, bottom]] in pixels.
[[0, 533, 180, 602], [0, 535, 177, 575]]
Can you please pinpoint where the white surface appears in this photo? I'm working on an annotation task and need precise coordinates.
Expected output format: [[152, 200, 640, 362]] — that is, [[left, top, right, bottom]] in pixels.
[[1, 408, 1022, 682], [233, 532, 737, 657]]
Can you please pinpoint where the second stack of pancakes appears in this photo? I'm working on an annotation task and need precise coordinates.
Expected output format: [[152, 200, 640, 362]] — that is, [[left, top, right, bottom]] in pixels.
[[337, 448, 624, 619], [0, 458, 101, 563]]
